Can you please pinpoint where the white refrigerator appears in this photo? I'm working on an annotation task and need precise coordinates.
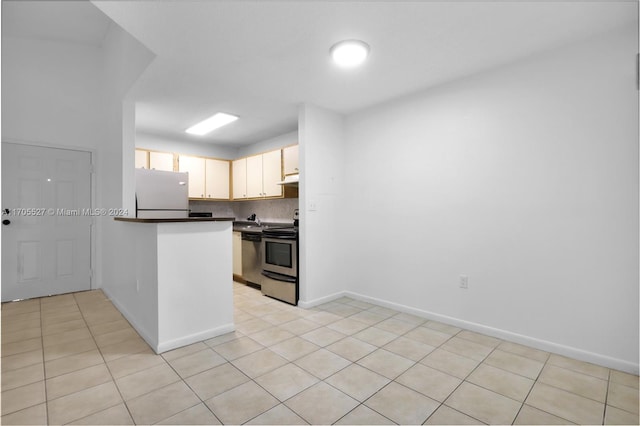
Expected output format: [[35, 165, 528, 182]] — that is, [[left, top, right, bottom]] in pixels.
[[135, 169, 189, 219]]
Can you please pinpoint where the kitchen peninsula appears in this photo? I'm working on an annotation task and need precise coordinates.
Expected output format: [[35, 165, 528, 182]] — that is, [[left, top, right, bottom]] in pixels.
[[110, 217, 234, 353]]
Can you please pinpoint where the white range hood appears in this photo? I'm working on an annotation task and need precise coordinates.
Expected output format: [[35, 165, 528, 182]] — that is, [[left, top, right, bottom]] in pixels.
[[276, 174, 299, 186]]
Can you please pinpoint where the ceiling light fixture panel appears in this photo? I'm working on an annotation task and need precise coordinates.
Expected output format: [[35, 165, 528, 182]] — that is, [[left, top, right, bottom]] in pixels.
[[185, 112, 238, 135], [330, 39, 370, 68]]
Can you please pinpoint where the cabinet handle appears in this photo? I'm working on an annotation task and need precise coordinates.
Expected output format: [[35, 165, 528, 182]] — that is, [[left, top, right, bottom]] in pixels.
[[295, 168, 299, 171], [201, 194, 204, 197], [208, 194, 211, 197]]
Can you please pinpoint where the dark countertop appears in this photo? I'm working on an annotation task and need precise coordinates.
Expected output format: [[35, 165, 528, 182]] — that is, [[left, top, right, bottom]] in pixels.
[[115, 217, 235, 224], [233, 221, 294, 233]]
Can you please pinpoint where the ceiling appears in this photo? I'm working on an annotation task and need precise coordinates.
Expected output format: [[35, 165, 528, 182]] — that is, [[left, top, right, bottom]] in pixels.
[[2, 0, 111, 47], [4, 1, 637, 147]]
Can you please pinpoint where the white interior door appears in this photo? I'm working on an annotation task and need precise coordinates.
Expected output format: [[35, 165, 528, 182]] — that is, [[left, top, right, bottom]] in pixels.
[[2, 143, 92, 301]]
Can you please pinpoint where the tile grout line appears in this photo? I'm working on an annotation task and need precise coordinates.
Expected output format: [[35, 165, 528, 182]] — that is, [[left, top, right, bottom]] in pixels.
[[602, 368, 611, 425], [247, 291, 446, 424], [235, 295, 372, 425], [326, 319, 455, 425], [40, 297, 50, 426], [517, 348, 581, 424], [71, 291, 136, 425], [537, 359, 612, 406], [509, 347, 551, 424], [247, 288, 635, 424], [240, 336, 352, 423], [422, 336, 498, 425], [11, 287, 632, 425], [160, 346, 226, 425]]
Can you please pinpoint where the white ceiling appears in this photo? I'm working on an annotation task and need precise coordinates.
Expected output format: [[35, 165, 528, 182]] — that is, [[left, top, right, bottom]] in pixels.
[[2, 0, 111, 47], [4, 1, 637, 147]]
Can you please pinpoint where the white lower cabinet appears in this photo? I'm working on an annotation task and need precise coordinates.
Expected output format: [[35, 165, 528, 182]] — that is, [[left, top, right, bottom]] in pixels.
[[232, 231, 242, 276]]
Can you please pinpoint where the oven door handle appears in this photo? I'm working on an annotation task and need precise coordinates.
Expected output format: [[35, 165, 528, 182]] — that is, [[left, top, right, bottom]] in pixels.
[[261, 270, 297, 283], [262, 234, 296, 240]]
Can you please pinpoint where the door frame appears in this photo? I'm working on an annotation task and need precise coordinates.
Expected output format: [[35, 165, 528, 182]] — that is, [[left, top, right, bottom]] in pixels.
[[2, 138, 97, 292]]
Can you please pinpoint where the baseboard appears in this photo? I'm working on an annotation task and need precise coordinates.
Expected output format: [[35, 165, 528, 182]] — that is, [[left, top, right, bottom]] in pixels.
[[156, 323, 235, 354], [102, 287, 236, 355], [343, 290, 639, 375], [101, 287, 159, 352], [298, 290, 347, 309]]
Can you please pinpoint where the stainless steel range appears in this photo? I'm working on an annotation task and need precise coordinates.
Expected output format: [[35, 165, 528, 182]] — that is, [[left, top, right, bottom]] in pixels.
[[261, 226, 298, 305]]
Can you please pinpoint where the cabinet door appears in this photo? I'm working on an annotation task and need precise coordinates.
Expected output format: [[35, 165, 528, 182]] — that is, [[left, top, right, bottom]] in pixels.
[[135, 149, 149, 169], [179, 155, 206, 198], [205, 158, 230, 199], [149, 151, 174, 171], [232, 231, 242, 276], [283, 145, 299, 175], [246, 154, 264, 198], [262, 150, 283, 197], [232, 158, 247, 199]]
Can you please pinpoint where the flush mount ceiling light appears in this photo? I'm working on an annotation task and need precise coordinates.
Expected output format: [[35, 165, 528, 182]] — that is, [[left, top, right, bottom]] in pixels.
[[330, 39, 370, 68], [185, 112, 238, 136]]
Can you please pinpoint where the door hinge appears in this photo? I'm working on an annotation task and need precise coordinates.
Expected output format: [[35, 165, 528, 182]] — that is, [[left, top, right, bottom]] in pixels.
[[89, 164, 95, 174]]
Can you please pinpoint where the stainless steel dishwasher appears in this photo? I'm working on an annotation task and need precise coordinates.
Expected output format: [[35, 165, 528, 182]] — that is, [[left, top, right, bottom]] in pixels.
[[241, 231, 262, 286]]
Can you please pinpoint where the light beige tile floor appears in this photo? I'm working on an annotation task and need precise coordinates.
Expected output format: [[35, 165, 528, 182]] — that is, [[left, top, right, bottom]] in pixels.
[[2, 283, 639, 425]]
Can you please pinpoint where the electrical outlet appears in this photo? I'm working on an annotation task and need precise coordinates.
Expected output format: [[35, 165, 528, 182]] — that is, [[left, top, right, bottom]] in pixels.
[[308, 201, 318, 211], [459, 275, 468, 289], [136, 279, 140, 293]]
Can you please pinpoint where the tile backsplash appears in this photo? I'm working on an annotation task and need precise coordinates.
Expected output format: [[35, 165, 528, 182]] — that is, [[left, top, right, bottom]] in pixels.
[[190, 198, 298, 223], [189, 200, 235, 217]]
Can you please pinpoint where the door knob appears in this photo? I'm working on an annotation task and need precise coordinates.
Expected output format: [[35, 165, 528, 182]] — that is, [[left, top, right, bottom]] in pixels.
[[3, 219, 11, 226]]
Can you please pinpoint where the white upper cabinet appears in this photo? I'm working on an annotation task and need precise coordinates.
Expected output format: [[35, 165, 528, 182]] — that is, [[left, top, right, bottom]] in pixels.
[[179, 155, 230, 200], [232, 158, 247, 199], [135, 149, 149, 169], [246, 154, 264, 198], [283, 145, 299, 175], [178, 155, 206, 198], [149, 151, 175, 171], [262, 150, 282, 197], [232, 149, 283, 200], [136, 149, 174, 171], [205, 158, 230, 199]]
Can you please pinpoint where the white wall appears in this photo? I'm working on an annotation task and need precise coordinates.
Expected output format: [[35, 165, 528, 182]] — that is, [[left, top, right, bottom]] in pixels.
[[340, 24, 639, 373], [1, 37, 105, 148], [237, 130, 298, 158], [105, 221, 234, 354], [2, 36, 107, 292], [100, 24, 155, 295], [298, 104, 347, 305], [2, 20, 154, 291], [103, 222, 160, 346], [136, 129, 298, 161], [136, 131, 239, 160]]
